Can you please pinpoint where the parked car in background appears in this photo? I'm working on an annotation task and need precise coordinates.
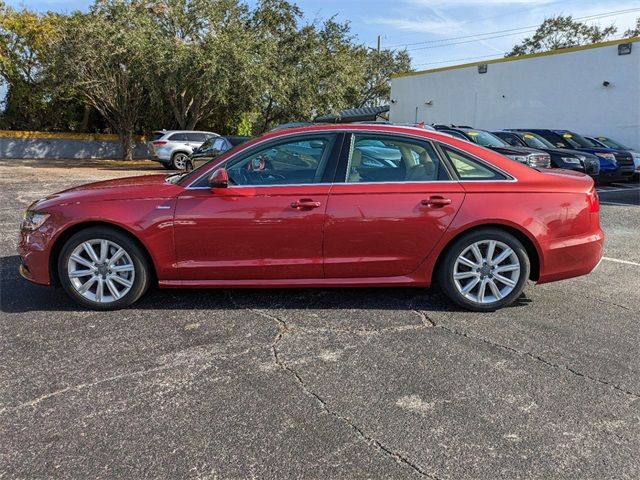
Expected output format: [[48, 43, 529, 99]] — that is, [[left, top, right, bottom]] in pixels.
[[494, 130, 600, 177], [517, 130, 635, 182], [586, 136, 640, 178], [148, 130, 219, 170], [433, 125, 551, 168], [18, 124, 604, 312], [186, 136, 252, 171]]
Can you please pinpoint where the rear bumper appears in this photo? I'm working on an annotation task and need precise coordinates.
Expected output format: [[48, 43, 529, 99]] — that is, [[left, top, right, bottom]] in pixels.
[[537, 229, 604, 284]]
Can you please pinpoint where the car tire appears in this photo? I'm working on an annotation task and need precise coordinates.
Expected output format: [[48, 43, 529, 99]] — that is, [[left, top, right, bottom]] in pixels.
[[171, 152, 189, 170], [58, 226, 151, 310], [438, 228, 530, 312]]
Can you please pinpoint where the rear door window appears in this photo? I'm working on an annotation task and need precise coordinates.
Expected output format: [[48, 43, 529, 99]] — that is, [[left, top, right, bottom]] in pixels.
[[346, 134, 449, 183], [188, 133, 207, 142], [169, 133, 188, 142]]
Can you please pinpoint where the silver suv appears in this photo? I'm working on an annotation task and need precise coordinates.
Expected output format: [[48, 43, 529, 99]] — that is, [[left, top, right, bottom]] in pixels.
[[149, 130, 219, 169]]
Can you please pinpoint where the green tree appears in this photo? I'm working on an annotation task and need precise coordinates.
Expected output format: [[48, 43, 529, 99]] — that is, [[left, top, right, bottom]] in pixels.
[[0, 2, 79, 129], [249, 0, 369, 132], [624, 18, 640, 37], [59, 1, 157, 159], [145, 0, 257, 132], [348, 47, 411, 108], [506, 15, 617, 57]]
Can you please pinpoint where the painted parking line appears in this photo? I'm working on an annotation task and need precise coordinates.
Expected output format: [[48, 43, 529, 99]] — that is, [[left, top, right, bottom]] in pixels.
[[600, 201, 640, 207], [602, 257, 640, 267], [596, 187, 640, 193]]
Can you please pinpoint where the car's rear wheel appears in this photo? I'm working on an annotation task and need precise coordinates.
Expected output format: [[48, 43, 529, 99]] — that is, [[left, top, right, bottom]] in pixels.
[[438, 229, 530, 311], [58, 227, 150, 310], [171, 152, 189, 170]]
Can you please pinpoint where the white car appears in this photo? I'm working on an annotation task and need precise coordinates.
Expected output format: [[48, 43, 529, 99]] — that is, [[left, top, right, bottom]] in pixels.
[[148, 130, 219, 169]]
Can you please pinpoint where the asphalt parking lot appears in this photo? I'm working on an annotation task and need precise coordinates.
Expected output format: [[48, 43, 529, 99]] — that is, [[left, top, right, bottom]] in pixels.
[[1, 158, 639, 479]]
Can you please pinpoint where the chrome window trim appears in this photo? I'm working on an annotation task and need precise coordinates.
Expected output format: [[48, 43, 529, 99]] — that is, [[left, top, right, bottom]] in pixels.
[[185, 127, 519, 189]]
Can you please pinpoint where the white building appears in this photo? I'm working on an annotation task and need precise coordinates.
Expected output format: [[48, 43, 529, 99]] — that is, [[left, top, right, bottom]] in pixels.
[[390, 38, 640, 149]]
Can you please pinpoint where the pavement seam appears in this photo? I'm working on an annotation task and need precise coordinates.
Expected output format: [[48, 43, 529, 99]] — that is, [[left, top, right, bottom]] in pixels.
[[427, 312, 640, 400], [225, 293, 440, 479]]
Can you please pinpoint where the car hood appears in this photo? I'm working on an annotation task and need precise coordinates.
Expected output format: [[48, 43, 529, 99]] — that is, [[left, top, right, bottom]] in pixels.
[[542, 148, 598, 159], [488, 146, 543, 155], [31, 174, 180, 210]]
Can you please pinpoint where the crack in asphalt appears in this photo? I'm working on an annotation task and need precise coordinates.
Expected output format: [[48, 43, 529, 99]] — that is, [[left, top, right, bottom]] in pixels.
[[0, 347, 259, 414], [225, 294, 440, 479], [427, 312, 640, 400]]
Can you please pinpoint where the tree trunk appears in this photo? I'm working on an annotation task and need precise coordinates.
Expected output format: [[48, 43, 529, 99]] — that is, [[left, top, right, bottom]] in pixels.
[[80, 105, 91, 132], [120, 130, 135, 160]]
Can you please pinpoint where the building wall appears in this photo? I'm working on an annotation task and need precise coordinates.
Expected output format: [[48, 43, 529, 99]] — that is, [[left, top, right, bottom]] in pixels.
[[0, 131, 149, 159], [390, 40, 640, 150]]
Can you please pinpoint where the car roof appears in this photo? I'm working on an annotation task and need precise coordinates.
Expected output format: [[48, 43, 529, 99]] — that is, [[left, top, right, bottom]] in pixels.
[[261, 123, 457, 139], [156, 130, 219, 135]]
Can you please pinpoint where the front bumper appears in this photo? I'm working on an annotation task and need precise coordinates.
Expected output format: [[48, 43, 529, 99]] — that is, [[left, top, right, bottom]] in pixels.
[[17, 229, 52, 285]]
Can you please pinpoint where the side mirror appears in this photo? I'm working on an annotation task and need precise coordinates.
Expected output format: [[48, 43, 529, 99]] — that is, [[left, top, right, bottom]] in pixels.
[[209, 167, 229, 189]]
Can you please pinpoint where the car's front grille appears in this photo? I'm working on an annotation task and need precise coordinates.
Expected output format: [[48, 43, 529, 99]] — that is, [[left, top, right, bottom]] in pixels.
[[614, 153, 634, 167], [530, 154, 551, 168]]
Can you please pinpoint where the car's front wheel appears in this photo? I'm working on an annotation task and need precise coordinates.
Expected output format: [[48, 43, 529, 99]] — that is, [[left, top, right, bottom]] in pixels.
[[58, 227, 150, 310], [438, 229, 530, 311]]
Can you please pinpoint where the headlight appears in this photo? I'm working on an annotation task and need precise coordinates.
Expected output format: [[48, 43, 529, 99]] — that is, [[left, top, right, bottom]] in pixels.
[[596, 153, 616, 162], [506, 154, 528, 163], [561, 156, 581, 164], [21, 210, 50, 231]]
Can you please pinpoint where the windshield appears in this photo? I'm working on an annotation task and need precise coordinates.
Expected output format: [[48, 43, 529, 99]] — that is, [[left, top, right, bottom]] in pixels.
[[465, 130, 508, 147], [597, 137, 628, 149], [559, 132, 596, 148], [521, 133, 554, 149]]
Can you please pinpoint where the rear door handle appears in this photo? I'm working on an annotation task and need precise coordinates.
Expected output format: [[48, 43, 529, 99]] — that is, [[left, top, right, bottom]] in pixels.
[[421, 196, 452, 207], [291, 199, 322, 209]]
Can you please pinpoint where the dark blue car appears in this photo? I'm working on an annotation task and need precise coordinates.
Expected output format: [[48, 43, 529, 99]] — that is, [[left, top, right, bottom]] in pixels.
[[514, 129, 635, 182]]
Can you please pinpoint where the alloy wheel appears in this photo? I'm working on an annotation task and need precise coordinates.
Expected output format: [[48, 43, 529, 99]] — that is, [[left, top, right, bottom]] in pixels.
[[452, 239, 521, 304], [67, 239, 135, 303], [173, 153, 188, 169]]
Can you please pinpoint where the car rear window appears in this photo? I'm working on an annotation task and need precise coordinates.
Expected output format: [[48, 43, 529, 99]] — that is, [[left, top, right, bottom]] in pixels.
[[442, 146, 507, 181], [151, 131, 166, 141]]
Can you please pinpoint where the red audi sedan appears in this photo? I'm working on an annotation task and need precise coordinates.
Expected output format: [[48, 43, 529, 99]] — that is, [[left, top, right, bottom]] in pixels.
[[18, 124, 604, 311]]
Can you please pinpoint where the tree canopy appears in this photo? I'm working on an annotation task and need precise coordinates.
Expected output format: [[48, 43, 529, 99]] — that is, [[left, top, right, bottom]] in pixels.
[[0, 0, 412, 158], [506, 15, 618, 57]]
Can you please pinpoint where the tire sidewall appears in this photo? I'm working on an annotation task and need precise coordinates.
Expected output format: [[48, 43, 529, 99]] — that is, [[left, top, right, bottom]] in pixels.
[[439, 229, 530, 311], [58, 227, 150, 310]]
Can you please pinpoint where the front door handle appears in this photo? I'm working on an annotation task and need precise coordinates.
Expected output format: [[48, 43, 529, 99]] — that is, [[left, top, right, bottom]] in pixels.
[[421, 196, 452, 207], [291, 199, 322, 210]]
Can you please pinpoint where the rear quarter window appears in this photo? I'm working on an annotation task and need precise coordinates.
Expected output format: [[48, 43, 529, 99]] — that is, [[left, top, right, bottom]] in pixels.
[[442, 146, 507, 181]]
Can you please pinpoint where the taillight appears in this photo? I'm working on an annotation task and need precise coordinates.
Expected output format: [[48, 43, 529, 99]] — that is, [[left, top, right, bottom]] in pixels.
[[153, 140, 167, 146], [587, 188, 599, 213]]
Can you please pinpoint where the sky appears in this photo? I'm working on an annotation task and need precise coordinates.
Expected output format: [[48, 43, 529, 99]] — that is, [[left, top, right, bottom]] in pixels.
[[6, 0, 640, 70]]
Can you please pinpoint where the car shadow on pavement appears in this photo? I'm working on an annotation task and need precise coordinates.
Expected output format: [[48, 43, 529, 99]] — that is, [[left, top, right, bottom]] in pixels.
[[1, 255, 532, 314]]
